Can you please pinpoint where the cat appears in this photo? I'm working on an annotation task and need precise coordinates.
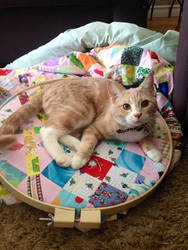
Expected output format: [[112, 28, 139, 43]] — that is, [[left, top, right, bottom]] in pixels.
[[0, 73, 162, 169]]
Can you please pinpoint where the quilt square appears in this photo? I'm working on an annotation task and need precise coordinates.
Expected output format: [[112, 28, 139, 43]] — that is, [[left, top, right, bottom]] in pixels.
[[115, 149, 146, 174], [94, 140, 126, 163], [104, 165, 138, 193], [139, 49, 153, 69], [104, 165, 155, 199], [40, 175, 63, 203], [89, 182, 128, 207], [1, 96, 21, 113], [121, 47, 144, 66], [41, 160, 76, 188], [0, 143, 23, 163], [142, 159, 165, 180], [5, 140, 27, 175], [81, 155, 113, 181], [0, 108, 14, 126], [35, 134, 53, 172], [52, 189, 88, 215], [125, 142, 146, 157], [0, 160, 26, 187], [63, 171, 102, 201], [128, 176, 156, 198], [18, 174, 62, 204]]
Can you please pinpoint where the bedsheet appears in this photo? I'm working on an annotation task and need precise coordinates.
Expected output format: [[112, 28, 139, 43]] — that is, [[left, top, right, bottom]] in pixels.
[[0, 44, 182, 206]]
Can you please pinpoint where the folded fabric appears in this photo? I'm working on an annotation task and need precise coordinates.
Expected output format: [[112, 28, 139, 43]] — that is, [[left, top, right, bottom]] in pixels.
[[1, 44, 183, 139], [5, 22, 179, 69]]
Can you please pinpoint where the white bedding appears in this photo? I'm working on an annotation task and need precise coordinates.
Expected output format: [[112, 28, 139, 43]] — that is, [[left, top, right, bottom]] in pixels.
[[6, 22, 179, 69]]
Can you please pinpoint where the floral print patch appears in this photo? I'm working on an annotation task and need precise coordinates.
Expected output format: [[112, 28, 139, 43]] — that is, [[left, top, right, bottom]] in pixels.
[[89, 182, 128, 207]]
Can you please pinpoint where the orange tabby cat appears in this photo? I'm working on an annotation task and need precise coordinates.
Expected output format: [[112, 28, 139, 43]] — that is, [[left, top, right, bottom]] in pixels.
[[0, 73, 161, 169]]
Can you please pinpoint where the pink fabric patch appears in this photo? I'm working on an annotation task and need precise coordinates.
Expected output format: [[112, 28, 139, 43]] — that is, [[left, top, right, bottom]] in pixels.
[[36, 136, 53, 172], [18, 177, 27, 194], [125, 142, 146, 157], [3, 96, 22, 112], [139, 50, 153, 69], [6, 135, 27, 175], [40, 175, 62, 203], [140, 159, 159, 181]]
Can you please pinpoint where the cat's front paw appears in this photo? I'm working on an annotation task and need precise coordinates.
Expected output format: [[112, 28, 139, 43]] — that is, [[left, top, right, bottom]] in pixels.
[[147, 148, 162, 162], [55, 154, 72, 167], [71, 154, 89, 170]]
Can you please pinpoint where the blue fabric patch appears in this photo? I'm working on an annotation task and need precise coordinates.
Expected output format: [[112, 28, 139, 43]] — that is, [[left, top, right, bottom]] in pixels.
[[89, 182, 128, 207], [159, 81, 168, 98], [0, 93, 11, 105], [111, 45, 125, 57], [135, 174, 145, 184], [0, 160, 26, 187], [124, 85, 138, 89], [55, 189, 88, 215], [42, 160, 76, 187], [115, 149, 146, 174]]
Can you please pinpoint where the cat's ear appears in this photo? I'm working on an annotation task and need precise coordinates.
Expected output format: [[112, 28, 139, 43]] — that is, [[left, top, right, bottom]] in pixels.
[[107, 82, 121, 103], [140, 72, 154, 95]]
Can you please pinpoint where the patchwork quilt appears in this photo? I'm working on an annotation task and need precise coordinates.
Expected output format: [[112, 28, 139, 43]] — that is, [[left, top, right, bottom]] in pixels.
[[0, 44, 182, 218]]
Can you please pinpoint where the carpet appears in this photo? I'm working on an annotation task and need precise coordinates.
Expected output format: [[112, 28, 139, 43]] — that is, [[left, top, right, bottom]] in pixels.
[[0, 137, 187, 250]]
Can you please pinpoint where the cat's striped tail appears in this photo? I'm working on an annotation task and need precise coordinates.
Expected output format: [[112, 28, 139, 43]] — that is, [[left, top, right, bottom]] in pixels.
[[0, 91, 43, 149]]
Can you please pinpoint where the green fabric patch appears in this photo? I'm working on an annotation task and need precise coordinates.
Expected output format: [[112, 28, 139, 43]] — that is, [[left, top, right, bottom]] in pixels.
[[136, 67, 151, 85], [32, 157, 40, 172], [121, 47, 144, 66], [69, 53, 84, 69], [121, 65, 137, 85], [34, 127, 40, 134]]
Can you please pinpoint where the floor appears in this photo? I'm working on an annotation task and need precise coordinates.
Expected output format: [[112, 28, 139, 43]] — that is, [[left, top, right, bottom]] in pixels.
[[147, 16, 180, 33]]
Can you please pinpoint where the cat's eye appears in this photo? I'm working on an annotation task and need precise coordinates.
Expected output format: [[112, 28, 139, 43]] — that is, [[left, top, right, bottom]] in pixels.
[[141, 100, 149, 108], [123, 103, 131, 110]]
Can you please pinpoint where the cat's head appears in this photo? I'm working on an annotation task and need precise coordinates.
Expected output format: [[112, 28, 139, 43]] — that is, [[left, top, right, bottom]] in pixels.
[[108, 73, 157, 128]]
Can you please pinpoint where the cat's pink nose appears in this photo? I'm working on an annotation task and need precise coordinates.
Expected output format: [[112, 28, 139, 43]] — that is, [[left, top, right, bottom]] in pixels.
[[134, 113, 142, 119]]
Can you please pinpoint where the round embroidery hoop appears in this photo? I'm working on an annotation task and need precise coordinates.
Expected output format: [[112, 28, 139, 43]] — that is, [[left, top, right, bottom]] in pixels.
[[0, 83, 173, 229]]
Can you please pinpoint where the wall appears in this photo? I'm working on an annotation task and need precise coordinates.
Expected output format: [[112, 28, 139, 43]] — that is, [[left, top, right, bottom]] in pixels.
[[150, 0, 181, 17]]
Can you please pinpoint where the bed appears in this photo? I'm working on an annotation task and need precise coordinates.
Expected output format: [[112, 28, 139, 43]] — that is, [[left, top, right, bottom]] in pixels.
[[0, 0, 186, 229]]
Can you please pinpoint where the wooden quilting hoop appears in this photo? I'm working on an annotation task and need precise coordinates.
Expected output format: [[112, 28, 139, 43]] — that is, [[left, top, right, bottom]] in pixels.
[[0, 80, 173, 229]]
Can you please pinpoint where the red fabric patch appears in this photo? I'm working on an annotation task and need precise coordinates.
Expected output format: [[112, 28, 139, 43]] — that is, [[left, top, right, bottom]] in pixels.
[[148, 50, 160, 63], [94, 69, 104, 76], [8, 143, 24, 151], [18, 92, 29, 105], [81, 155, 113, 180], [75, 196, 84, 204], [0, 69, 12, 76]]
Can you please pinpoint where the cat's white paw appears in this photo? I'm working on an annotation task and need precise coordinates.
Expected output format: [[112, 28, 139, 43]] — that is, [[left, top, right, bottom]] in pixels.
[[55, 154, 72, 167], [147, 148, 162, 162], [71, 154, 89, 170]]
